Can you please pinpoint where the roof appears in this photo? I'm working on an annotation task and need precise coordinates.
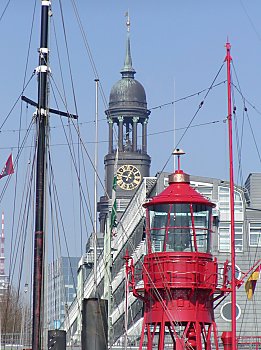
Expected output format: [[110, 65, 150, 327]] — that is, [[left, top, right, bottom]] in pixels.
[[143, 170, 216, 208], [108, 29, 147, 111]]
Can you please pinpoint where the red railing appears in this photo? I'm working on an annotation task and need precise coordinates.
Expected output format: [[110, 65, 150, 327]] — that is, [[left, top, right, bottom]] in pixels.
[[237, 336, 261, 350]]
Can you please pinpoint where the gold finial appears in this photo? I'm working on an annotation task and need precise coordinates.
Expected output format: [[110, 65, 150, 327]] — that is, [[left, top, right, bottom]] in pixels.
[[125, 11, 130, 32], [172, 148, 185, 171]]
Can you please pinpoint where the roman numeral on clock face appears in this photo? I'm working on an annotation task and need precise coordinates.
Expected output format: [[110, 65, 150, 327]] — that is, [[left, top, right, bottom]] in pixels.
[[116, 164, 142, 190]]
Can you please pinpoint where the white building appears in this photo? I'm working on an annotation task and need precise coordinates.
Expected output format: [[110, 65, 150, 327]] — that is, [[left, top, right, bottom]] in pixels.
[[64, 172, 261, 347]]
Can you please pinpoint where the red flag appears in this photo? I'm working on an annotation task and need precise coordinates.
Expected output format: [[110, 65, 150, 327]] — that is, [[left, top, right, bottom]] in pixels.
[[0, 154, 14, 179]]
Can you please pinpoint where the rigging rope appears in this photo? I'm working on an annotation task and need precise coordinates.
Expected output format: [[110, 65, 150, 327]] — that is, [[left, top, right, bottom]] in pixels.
[[159, 61, 225, 175], [149, 80, 226, 111], [0, 0, 11, 24]]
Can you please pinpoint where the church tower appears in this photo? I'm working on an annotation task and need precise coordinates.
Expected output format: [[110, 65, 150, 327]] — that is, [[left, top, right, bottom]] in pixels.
[[98, 16, 151, 231]]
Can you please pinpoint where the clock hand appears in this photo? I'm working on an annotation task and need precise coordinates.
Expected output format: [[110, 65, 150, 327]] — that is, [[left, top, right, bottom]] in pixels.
[[120, 174, 130, 179]]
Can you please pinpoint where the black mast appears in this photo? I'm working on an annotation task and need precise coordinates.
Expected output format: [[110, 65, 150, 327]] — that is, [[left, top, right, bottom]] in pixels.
[[32, 1, 50, 349]]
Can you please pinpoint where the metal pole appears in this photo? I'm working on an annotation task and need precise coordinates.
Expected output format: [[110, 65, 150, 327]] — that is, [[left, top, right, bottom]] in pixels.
[[103, 217, 112, 347], [93, 79, 99, 296], [124, 267, 129, 350], [32, 1, 50, 350], [225, 42, 237, 350]]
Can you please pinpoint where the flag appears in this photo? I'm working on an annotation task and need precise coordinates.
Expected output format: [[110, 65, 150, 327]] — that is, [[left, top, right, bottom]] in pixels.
[[111, 148, 118, 236], [245, 265, 260, 300], [0, 154, 14, 179]]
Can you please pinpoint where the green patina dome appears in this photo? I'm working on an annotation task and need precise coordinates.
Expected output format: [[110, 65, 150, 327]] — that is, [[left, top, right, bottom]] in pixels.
[[108, 32, 147, 110], [109, 78, 147, 109]]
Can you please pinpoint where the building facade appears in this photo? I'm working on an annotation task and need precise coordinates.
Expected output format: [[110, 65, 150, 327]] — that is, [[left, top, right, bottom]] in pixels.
[[108, 172, 261, 346], [64, 172, 261, 347], [47, 256, 79, 330]]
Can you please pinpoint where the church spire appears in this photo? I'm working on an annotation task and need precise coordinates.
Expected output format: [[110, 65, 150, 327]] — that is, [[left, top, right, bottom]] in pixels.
[[121, 11, 136, 78]]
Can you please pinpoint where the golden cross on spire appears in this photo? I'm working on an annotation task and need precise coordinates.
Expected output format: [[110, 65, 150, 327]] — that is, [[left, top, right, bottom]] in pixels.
[[125, 11, 130, 32]]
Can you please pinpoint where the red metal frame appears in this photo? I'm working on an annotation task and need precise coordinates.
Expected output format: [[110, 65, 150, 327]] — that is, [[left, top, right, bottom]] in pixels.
[[237, 336, 261, 349], [225, 42, 237, 350], [124, 44, 261, 350], [126, 170, 221, 349]]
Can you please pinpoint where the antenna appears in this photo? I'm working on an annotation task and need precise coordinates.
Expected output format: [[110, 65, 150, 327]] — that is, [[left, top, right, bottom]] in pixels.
[[173, 79, 176, 171]]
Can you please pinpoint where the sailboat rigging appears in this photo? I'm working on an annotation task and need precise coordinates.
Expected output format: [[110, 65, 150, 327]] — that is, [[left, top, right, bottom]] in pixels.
[[31, 2, 79, 349], [31, 2, 50, 349]]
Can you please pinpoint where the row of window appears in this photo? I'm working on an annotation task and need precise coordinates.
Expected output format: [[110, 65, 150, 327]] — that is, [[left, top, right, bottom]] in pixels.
[[163, 179, 261, 251], [218, 222, 261, 252], [218, 186, 243, 213], [191, 183, 244, 213], [191, 182, 260, 251]]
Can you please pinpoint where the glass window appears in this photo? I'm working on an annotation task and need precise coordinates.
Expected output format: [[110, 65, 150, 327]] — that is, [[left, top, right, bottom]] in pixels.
[[218, 187, 230, 213], [218, 186, 243, 213], [191, 182, 213, 201], [218, 222, 243, 252], [148, 203, 212, 253], [249, 223, 261, 247], [219, 223, 230, 251]]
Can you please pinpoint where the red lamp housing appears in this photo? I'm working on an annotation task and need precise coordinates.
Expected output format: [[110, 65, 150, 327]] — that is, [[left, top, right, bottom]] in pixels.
[[136, 169, 219, 350]]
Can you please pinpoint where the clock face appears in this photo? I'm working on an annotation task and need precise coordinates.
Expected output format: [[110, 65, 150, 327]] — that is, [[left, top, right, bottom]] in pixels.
[[117, 164, 141, 190]]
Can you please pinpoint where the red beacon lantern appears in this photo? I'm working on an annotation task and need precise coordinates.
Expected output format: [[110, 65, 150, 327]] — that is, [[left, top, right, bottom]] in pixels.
[[127, 150, 220, 350]]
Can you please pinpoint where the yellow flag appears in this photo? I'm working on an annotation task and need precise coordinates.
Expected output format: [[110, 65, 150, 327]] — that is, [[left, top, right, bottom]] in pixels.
[[245, 266, 260, 300]]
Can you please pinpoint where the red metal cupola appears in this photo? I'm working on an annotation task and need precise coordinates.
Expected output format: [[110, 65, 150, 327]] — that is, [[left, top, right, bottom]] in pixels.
[[144, 169, 215, 207]]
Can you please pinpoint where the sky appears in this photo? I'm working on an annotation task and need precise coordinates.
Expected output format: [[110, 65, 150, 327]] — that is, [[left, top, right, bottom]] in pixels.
[[1, 1, 261, 279]]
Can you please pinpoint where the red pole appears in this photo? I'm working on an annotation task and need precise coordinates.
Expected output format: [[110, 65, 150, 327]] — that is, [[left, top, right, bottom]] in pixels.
[[221, 331, 233, 350], [177, 155, 181, 171], [225, 42, 237, 350]]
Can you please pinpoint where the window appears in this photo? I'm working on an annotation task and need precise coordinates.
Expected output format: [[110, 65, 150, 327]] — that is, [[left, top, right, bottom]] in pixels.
[[234, 191, 243, 213], [149, 204, 212, 253], [218, 223, 243, 252], [249, 223, 261, 247], [191, 182, 213, 201], [219, 223, 230, 251], [193, 214, 209, 251], [218, 186, 243, 213]]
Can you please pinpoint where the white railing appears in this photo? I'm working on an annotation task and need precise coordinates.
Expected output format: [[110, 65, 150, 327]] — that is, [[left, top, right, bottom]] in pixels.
[[63, 177, 156, 335]]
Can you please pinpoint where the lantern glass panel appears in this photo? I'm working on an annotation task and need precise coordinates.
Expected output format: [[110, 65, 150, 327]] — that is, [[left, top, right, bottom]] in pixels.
[[148, 203, 212, 253]]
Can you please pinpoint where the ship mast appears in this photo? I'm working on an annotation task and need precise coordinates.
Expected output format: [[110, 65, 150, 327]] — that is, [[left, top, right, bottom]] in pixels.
[[225, 42, 237, 350], [93, 78, 99, 296], [32, 1, 50, 350], [0, 212, 5, 276]]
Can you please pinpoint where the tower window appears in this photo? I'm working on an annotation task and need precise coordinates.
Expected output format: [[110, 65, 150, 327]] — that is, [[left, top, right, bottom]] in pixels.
[[249, 222, 261, 247], [218, 222, 243, 252]]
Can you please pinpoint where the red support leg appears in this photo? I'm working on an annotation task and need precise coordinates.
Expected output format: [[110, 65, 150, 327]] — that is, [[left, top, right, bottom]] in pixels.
[[213, 322, 219, 350], [139, 318, 146, 350], [196, 322, 202, 350], [147, 324, 153, 350], [158, 321, 165, 350], [206, 323, 212, 350]]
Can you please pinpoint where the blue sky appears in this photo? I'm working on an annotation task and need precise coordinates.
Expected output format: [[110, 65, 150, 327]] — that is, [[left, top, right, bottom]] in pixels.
[[1, 1, 261, 265]]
